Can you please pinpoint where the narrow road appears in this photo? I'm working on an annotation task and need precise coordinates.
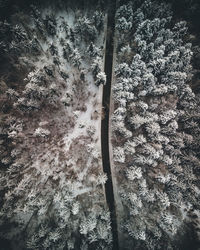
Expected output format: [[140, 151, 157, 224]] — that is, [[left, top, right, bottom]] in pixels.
[[101, 0, 118, 249]]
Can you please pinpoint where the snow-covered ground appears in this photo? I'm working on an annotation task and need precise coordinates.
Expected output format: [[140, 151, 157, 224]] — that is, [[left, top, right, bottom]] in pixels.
[[0, 3, 112, 250]]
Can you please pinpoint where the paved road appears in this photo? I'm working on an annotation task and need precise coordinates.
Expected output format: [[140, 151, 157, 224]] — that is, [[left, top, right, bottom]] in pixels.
[[101, 1, 119, 249]]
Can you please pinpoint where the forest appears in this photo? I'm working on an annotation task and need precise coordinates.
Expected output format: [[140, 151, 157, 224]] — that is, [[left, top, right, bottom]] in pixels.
[[0, 0, 199, 249]]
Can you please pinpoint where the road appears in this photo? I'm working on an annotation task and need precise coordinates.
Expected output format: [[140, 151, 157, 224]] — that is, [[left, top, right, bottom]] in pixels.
[[101, 0, 118, 249]]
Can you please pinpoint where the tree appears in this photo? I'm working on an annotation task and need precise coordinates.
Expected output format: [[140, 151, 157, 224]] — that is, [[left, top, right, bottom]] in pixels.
[[116, 17, 132, 31], [111, 1, 197, 248], [95, 72, 106, 86], [92, 11, 104, 31], [34, 127, 50, 137], [70, 48, 82, 69], [75, 16, 97, 42], [44, 14, 56, 36], [126, 166, 142, 181]]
